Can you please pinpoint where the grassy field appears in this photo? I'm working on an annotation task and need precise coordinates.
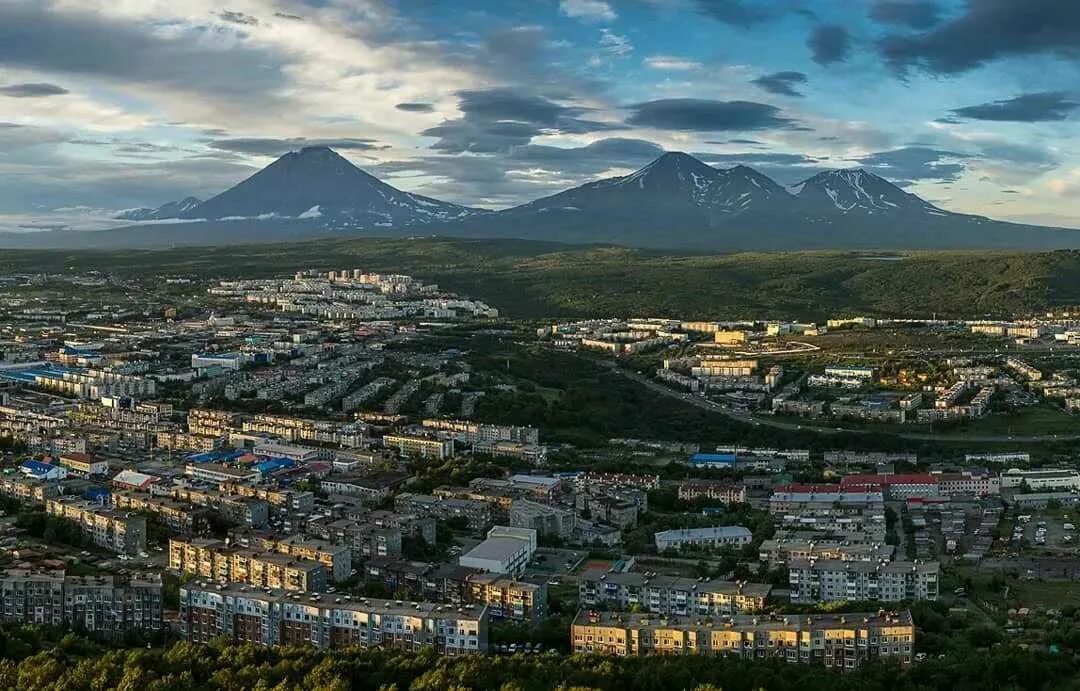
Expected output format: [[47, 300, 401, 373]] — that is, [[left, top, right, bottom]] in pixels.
[[1, 237, 1079, 320]]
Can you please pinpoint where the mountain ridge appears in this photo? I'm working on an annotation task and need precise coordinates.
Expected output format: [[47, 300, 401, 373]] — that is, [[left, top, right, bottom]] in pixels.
[[7, 147, 1080, 251]]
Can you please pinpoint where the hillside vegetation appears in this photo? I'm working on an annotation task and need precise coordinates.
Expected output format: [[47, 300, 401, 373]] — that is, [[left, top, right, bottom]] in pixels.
[[2, 238, 1078, 320]]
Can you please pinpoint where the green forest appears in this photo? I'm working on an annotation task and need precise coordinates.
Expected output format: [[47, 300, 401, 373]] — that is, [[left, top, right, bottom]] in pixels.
[[2, 237, 1078, 320], [0, 624, 1078, 691]]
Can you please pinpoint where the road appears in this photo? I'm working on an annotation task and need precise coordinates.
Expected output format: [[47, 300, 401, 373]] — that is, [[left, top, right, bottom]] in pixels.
[[607, 363, 1080, 444]]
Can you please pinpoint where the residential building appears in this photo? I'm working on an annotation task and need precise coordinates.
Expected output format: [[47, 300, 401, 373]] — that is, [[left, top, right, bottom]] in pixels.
[[382, 434, 454, 460], [571, 609, 914, 669], [578, 570, 770, 616], [654, 526, 752, 552], [465, 573, 546, 622], [45, 497, 147, 555], [788, 560, 940, 604], [180, 582, 488, 654], [676, 480, 747, 504]]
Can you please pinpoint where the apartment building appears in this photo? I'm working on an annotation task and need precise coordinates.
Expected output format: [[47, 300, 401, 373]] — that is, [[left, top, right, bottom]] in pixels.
[[169, 538, 328, 592], [571, 609, 915, 669], [220, 482, 315, 514], [170, 486, 269, 528], [509, 499, 576, 538], [111, 490, 206, 535], [421, 419, 539, 445], [788, 559, 939, 604], [1000, 469, 1080, 492], [184, 463, 260, 485], [654, 526, 752, 552], [382, 434, 454, 460], [578, 570, 770, 616], [320, 472, 408, 501], [180, 582, 488, 654], [395, 492, 493, 531], [758, 540, 895, 566], [0, 569, 162, 637], [45, 498, 146, 555], [241, 534, 352, 582], [0, 475, 59, 504], [187, 408, 238, 437], [465, 573, 546, 622], [676, 480, 747, 504]]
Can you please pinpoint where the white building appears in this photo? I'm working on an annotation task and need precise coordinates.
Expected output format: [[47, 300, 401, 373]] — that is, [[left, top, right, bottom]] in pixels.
[[654, 526, 752, 552], [458, 526, 537, 575]]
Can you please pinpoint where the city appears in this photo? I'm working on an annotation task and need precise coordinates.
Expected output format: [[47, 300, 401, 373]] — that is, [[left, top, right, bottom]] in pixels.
[[2, 0, 1080, 689]]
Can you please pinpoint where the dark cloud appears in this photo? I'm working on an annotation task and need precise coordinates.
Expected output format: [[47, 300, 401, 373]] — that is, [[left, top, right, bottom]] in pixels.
[[207, 137, 386, 156], [273, 12, 305, 21], [218, 10, 259, 26], [951, 91, 1080, 122], [0, 4, 286, 104], [422, 88, 618, 153], [694, 0, 776, 26], [511, 137, 664, 169], [881, 0, 1080, 74], [751, 71, 807, 97], [693, 151, 819, 165], [869, 1, 942, 29], [808, 25, 851, 65], [855, 146, 969, 184], [0, 82, 69, 98], [396, 102, 435, 113], [626, 99, 792, 131], [373, 138, 667, 207]]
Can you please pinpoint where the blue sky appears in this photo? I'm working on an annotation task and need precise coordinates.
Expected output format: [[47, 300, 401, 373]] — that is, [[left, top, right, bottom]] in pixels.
[[1, 0, 1079, 232]]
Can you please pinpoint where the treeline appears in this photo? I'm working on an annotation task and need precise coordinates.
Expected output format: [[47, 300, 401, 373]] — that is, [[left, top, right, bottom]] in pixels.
[[0, 625, 1077, 691]]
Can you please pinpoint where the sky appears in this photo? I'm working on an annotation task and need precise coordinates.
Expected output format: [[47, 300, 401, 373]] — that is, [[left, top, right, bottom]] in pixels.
[[1, 0, 1079, 232]]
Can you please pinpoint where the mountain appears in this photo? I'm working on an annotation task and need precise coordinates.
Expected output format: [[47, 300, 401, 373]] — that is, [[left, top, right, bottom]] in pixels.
[[791, 169, 945, 217], [179, 146, 479, 227], [116, 196, 201, 221], [2, 148, 1079, 251]]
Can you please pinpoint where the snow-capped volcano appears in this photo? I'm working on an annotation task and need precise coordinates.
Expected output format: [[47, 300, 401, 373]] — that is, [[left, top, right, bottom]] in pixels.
[[179, 146, 480, 226], [792, 168, 946, 216]]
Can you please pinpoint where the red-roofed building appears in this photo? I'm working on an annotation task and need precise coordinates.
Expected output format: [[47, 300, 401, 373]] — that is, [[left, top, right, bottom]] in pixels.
[[839, 474, 938, 500]]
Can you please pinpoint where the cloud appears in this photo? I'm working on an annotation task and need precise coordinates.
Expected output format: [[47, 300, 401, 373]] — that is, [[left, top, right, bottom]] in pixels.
[[627, 98, 793, 131], [560, 0, 616, 22], [693, 151, 819, 166], [396, 102, 435, 113], [855, 146, 970, 184], [694, 0, 775, 26], [599, 29, 633, 57], [1047, 168, 1080, 197], [751, 71, 807, 97], [421, 88, 618, 154], [0, 82, 69, 98], [207, 138, 386, 156], [808, 25, 851, 65], [950, 91, 1080, 122], [881, 0, 1080, 74], [644, 55, 702, 70], [869, 1, 942, 29], [218, 10, 259, 26], [0, 4, 287, 108]]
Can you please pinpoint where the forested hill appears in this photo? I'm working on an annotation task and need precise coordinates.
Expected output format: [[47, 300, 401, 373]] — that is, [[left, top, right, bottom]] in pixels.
[[2, 238, 1079, 320]]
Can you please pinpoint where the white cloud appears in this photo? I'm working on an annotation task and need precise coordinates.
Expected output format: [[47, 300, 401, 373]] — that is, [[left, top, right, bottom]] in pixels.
[[559, 0, 616, 22], [599, 29, 633, 57], [644, 55, 702, 70]]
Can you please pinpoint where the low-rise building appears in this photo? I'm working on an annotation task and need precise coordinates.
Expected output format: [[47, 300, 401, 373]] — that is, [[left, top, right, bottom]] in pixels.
[[654, 526, 752, 552], [458, 526, 536, 576], [45, 497, 147, 555]]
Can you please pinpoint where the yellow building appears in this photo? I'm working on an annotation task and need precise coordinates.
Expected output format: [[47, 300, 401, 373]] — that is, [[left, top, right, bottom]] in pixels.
[[571, 610, 913, 671]]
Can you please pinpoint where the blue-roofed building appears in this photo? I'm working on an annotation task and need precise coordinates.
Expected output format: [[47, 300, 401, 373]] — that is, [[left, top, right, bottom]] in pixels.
[[83, 487, 110, 503], [19, 460, 67, 481], [690, 453, 738, 468], [187, 449, 245, 464], [253, 457, 295, 477]]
